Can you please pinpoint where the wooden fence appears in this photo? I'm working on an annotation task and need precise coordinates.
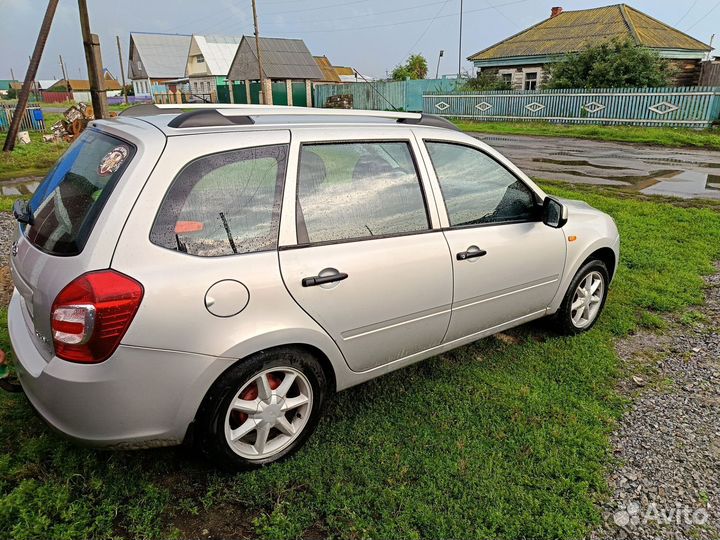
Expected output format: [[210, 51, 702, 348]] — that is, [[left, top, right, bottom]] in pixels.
[[0, 105, 45, 132], [315, 78, 462, 112], [423, 86, 720, 128]]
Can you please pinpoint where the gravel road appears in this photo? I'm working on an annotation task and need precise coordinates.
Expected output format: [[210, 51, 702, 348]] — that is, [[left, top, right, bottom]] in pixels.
[[0, 212, 15, 269], [591, 264, 720, 539]]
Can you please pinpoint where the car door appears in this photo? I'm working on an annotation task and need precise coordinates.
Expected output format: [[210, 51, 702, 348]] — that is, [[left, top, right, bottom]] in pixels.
[[278, 128, 453, 373], [418, 136, 566, 343], [112, 131, 307, 359]]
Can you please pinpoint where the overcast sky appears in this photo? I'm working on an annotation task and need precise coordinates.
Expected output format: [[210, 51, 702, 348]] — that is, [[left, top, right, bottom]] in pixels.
[[0, 0, 718, 82]]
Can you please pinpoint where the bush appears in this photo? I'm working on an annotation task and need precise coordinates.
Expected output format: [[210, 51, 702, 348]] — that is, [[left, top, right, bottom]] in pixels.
[[547, 39, 673, 89], [460, 71, 512, 91]]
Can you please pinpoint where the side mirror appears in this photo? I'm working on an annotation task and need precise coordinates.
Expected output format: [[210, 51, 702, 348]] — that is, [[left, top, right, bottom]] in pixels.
[[542, 196, 568, 228]]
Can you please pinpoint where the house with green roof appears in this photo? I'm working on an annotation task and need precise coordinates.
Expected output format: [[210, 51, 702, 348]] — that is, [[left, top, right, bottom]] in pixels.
[[468, 4, 712, 90]]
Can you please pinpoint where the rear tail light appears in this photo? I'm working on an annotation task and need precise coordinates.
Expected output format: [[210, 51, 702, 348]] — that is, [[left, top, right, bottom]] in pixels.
[[51, 270, 144, 363]]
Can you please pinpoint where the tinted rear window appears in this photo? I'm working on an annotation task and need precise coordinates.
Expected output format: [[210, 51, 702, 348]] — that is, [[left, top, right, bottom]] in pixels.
[[24, 130, 135, 256]]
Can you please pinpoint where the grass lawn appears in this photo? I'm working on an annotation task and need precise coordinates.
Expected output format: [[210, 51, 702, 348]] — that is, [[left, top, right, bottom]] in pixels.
[[0, 114, 69, 181], [454, 120, 720, 151], [1, 185, 720, 539]]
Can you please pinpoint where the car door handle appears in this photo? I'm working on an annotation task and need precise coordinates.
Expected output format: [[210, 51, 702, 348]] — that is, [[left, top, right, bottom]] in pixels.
[[456, 249, 487, 261], [302, 272, 349, 287]]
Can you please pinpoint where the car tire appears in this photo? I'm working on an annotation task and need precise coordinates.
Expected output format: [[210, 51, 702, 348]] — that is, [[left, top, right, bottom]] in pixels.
[[551, 259, 610, 335], [196, 347, 327, 471]]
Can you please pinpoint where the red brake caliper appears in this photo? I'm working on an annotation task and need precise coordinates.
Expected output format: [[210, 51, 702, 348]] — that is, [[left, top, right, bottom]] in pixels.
[[233, 373, 282, 425]]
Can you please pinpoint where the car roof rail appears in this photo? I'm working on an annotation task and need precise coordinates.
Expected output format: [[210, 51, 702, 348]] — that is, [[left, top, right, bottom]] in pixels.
[[121, 103, 459, 130], [167, 109, 255, 128], [118, 103, 183, 117], [397, 114, 460, 131]]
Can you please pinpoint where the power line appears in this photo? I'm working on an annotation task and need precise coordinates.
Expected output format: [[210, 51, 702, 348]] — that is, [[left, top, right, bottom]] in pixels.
[[165, 0, 532, 39], [196, 0, 450, 36], [403, 0, 452, 57], [261, 0, 533, 35], [265, 0, 450, 27], [674, 0, 699, 25], [686, 0, 720, 31], [167, 0, 374, 34]]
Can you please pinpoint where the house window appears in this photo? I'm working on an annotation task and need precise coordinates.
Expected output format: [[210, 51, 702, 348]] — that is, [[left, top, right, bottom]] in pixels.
[[197, 55, 205, 64], [193, 81, 199, 92], [524, 72, 538, 91], [501, 73, 512, 84]]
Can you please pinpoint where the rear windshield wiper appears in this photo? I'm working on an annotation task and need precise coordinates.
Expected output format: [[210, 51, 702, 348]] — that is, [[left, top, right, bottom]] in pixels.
[[12, 199, 33, 225]]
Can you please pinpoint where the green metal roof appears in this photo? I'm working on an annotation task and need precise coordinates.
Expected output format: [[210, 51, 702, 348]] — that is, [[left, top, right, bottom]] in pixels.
[[469, 4, 711, 62], [0, 80, 19, 91]]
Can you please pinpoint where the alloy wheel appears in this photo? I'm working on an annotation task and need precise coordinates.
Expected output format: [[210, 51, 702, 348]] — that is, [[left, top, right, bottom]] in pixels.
[[570, 271, 604, 329], [224, 367, 313, 460]]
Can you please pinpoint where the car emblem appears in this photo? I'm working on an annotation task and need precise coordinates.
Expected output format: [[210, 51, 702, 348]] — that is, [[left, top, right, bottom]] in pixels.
[[11, 242, 18, 257]]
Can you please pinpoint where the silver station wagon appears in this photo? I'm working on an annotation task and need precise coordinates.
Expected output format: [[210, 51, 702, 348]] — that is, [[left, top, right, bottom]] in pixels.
[[8, 105, 619, 469]]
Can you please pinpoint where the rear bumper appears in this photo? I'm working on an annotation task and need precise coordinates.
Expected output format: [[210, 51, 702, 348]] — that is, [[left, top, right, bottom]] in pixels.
[[8, 290, 232, 448]]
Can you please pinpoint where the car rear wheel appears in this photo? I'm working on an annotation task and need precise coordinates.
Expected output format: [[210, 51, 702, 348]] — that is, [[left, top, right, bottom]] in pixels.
[[197, 347, 327, 470], [552, 259, 609, 335]]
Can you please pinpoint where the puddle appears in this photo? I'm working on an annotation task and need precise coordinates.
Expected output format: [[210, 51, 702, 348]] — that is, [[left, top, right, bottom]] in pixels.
[[642, 157, 720, 169], [0, 178, 40, 197], [533, 157, 628, 170], [642, 171, 720, 198]]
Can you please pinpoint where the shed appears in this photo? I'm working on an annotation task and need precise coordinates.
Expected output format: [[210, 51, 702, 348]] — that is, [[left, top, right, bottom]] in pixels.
[[47, 78, 122, 102], [226, 36, 322, 105]]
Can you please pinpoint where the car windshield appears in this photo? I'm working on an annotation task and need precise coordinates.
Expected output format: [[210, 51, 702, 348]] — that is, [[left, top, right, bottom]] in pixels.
[[24, 129, 135, 256]]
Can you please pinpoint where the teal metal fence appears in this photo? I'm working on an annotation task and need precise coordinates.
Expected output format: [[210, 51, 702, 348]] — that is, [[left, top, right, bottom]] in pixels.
[[314, 78, 462, 112], [423, 86, 720, 128]]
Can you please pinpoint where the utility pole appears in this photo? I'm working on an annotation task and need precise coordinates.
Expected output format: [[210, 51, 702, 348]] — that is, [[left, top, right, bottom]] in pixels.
[[3, 0, 59, 153], [10, 68, 15, 81], [251, 0, 267, 104], [436, 50, 444, 79], [59, 54, 69, 101], [116, 35, 128, 105], [457, 0, 464, 79], [78, 0, 109, 118]]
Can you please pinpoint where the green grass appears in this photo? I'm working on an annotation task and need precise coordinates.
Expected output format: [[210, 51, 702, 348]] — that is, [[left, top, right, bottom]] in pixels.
[[0, 114, 68, 181], [454, 120, 720, 150], [1, 186, 720, 539]]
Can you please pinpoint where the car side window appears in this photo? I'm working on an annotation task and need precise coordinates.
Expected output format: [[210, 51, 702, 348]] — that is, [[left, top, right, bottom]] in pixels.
[[425, 142, 537, 227], [296, 142, 429, 244], [150, 144, 287, 257]]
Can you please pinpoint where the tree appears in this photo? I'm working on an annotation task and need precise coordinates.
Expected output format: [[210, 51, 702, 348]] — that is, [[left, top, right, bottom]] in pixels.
[[392, 54, 428, 80], [547, 39, 673, 89], [460, 70, 511, 91]]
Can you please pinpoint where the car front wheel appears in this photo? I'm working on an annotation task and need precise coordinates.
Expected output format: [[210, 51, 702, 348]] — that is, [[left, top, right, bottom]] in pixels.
[[197, 347, 327, 470], [552, 259, 609, 335]]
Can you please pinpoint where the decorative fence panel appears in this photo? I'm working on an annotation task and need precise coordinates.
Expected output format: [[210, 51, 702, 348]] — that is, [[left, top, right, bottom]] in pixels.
[[423, 86, 720, 128], [0, 105, 45, 132], [315, 78, 461, 112]]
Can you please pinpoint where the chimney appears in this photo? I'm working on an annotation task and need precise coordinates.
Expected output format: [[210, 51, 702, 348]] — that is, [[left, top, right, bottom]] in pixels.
[[551, 6, 563, 17]]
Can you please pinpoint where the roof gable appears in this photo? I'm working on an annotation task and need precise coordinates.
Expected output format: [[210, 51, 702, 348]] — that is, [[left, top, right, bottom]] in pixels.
[[227, 36, 323, 81], [48, 79, 121, 91], [313, 55, 341, 82], [130, 32, 192, 79], [469, 3, 711, 62], [187, 34, 242, 77]]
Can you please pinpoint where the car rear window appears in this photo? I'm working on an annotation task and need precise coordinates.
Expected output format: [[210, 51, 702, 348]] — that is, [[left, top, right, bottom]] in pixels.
[[24, 129, 135, 256], [150, 145, 288, 257]]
